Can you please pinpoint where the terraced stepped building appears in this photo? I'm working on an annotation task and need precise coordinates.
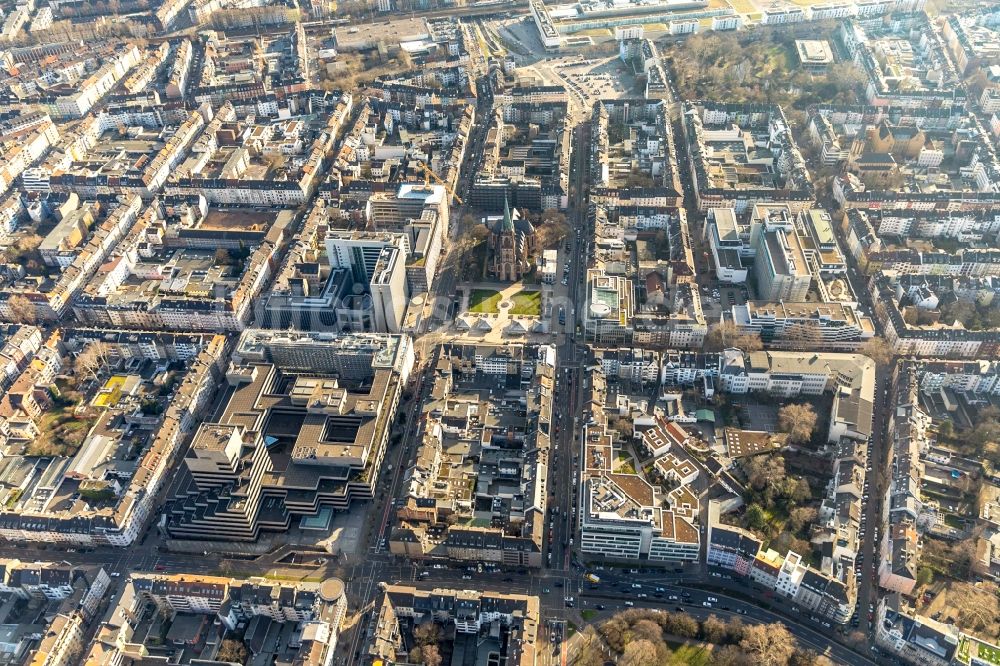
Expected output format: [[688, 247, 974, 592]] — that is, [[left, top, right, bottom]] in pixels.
[[163, 329, 413, 542]]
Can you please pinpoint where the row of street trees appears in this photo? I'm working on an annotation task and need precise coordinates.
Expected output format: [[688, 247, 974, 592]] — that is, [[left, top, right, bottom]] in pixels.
[[576, 607, 830, 666]]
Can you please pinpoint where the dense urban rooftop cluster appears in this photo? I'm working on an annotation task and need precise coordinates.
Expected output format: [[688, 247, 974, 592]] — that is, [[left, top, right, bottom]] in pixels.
[[0, 0, 998, 664], [390, 342, 554, 567]]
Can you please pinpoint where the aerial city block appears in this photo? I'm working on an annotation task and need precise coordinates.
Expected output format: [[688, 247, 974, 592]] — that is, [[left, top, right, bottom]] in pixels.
[[0, 0, 996, 664]]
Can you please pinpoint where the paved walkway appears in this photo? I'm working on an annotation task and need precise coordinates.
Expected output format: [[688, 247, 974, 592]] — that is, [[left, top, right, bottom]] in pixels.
[[458, 281, 550, 344]]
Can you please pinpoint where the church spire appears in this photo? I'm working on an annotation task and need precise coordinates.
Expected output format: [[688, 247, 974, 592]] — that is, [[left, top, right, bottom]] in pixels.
[[502, 196, 514, 233]]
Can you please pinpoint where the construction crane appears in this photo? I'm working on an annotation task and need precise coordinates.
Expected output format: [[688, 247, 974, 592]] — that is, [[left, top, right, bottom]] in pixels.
[[416, 161, 463, 205]]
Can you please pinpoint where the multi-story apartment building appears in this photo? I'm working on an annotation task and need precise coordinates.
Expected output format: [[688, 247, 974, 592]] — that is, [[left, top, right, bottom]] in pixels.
[[706, 501, 763, 575], [708, 500, 856, 623], [593, 347, 660, 385], [683, 102, 813, 213], [875, 599, 959, 666], [0, 335, 227, 546], [942, 14, 1000, 76], [847, 208, 1000, 245], [872, 273, 1000, 358], [0, 194, 144, 322], [732, 301, 875, 349], [165, 95, 353, 205], [72, 200, 290, 332], [750, 205, 813, 303], [918, 359, 1000, 397], [880, 362, 932, 598], [166, 39, 193, 98], [760, 6, 806, 24], [0, 118, 58, 197], [390, 343, 553, 568], [165, 330, 412, 542], [718, 349, 875, 444], [86, 573, 347, 665], [54, 44, 142, 118], [367, 585, 539, 666], [577, 365, 701, 564]]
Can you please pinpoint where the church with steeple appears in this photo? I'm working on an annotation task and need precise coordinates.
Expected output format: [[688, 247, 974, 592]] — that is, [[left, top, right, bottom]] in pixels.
[[484, 198, 536, 282]]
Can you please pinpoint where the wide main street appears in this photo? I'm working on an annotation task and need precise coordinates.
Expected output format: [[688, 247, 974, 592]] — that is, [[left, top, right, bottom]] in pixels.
[[12, 534, 880, 666]]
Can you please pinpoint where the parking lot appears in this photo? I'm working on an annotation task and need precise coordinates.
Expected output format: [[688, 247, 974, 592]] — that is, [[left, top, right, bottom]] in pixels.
[[698, 282, 750, 318], [557, 60, 634, 99], [529, 55, 641, 118]]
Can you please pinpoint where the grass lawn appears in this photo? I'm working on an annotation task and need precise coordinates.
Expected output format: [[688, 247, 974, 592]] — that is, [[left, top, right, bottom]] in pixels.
[[577, 28, 612, 37], [510, 290, 542, 316], [615, 453, 637, 475], [469, 289, 502, 313], [980, 642, 1000, 665], [943, 513, 966, 529], [666, 642, 713, 666], [726, 0, 757, 12], [581, 609, 598, 622]]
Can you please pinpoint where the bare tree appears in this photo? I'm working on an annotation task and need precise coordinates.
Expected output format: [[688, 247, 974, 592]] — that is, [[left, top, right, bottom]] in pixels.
[[3, 233, 42, 263], [778, 403, 818, 444], [846, 630, 867, 646], [214, 248, 233, 266], [631, 619, 663, 644], [723, 617, 746, 643], [7, 295, 37, 324], [74, 341, 112, 382], [619, 639, 666, 666], [599, 616, 629, 652], [461, 223, 489, 251], [413, 622, 442, 646], [739, 623, 797, 666], [217, 639, 248, 664], [858, 336, 894, 368], [421, 644, 442, 666], [712, 645, 751, 666], [789, 648, 822, 666], [573, 628, 605, 666], [704, 321, 763, 352], [700, 614, 728, 643], [744, 455, 787, 497], [662, 611, 699, 638], [262, 151, 288, 170], [535, 210, 570, 248], [788, 506, 818, 532]]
